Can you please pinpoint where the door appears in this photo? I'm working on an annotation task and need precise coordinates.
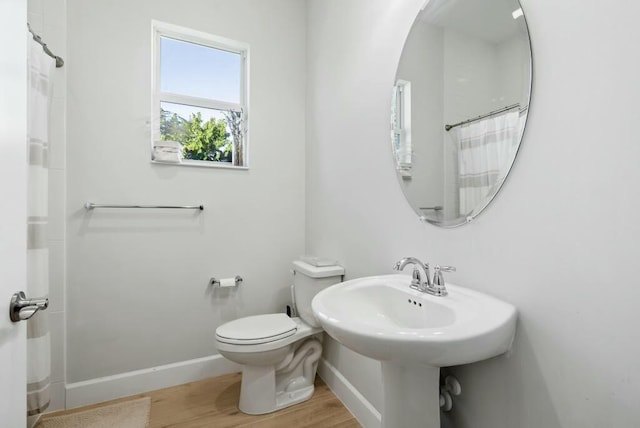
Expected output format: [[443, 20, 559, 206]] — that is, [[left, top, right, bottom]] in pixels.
[[0, 0, 29, 426]]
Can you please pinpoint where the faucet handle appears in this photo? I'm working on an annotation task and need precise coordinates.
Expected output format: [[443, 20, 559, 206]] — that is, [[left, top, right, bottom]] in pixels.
[[433, 265, 456, 287]]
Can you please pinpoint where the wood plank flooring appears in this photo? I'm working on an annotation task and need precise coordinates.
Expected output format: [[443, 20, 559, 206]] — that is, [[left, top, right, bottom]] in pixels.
[[38, 373, 361, 427]]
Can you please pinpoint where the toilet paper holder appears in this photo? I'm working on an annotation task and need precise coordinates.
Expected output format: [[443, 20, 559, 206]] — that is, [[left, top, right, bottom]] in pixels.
[[210, 275, 243, 287]]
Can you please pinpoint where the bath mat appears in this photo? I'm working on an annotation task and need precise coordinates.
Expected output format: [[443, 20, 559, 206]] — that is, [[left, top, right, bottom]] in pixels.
[[38, 397, 151, 428]]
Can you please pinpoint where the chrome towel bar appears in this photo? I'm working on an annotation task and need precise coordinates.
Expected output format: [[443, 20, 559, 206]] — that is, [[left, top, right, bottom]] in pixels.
[[84, 203, 204, 210]]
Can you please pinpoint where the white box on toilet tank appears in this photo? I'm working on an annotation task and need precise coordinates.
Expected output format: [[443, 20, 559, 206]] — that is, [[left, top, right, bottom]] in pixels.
[[292, 260, 344, 327]]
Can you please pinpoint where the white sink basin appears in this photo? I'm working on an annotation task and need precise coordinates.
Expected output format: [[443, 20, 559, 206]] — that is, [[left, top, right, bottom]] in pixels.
[[312, 274, 517, 428], [312, 274, 517, 366]]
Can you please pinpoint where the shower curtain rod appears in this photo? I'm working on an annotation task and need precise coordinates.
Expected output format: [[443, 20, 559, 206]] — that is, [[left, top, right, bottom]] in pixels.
[[445, 103, 525, 132], [27, 23, 64, 68]]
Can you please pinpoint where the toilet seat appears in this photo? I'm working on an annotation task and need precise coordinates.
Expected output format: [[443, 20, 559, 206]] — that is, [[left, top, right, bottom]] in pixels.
[[216, 314, 297, 345], [216, 317, 321, 355]]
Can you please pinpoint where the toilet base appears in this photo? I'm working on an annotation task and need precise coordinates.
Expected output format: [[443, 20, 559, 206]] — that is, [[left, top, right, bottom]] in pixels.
[[238, 365, 316, 415], [240, 378, 315, 415], [275, 384, 315, 411], [236, 337, 322, 415]]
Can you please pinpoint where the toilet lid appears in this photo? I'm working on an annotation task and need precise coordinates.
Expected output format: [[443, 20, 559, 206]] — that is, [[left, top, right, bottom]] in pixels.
[[216, 314, 297, 345]]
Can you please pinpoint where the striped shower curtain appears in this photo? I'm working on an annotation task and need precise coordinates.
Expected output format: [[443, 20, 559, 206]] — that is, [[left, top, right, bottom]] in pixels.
[[27, 35, 54, 416], [455, 110, 523, 216]]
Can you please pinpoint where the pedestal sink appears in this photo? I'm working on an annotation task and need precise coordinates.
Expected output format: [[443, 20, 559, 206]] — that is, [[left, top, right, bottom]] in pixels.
[[311, 274, 517, 428]]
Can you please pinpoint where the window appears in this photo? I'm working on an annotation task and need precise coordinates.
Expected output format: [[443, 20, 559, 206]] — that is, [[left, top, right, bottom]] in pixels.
[[391, 80, 412, 178], [152, 21, 249, 168]]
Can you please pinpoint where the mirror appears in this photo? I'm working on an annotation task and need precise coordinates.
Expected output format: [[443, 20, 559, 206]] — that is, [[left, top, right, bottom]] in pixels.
[[391, 0, 531, 227]]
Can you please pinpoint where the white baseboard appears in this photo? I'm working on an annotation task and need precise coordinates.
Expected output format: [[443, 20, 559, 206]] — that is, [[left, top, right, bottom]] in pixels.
[[65, 353, 379, 427], [65, 354, 241, 409], [318, 358, 381, 428]]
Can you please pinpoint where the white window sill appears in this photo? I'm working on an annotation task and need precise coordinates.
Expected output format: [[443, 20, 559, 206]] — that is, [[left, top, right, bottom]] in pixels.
[[151, 159, 250, 170]]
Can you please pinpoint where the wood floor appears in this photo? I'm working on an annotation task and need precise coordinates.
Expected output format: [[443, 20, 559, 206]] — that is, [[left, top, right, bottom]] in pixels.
[[38, 373, 361, 427]]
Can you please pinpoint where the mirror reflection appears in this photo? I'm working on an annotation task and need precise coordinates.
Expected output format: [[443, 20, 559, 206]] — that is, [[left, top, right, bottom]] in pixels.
[[392, 0, 531, 227]]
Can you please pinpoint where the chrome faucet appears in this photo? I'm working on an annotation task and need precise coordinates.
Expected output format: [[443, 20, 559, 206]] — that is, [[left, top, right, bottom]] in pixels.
[[393, 257, 432, 292], [393, 257, 454, 297]]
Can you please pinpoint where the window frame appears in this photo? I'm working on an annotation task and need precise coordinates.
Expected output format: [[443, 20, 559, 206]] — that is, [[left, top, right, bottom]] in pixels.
[[391, 79, 412, 178], [151, 20, 250, 169]]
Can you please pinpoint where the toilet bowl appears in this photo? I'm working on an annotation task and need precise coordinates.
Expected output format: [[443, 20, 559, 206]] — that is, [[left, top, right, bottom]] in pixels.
[[216, 315, 323, 414], [215, 260, 344, 415]]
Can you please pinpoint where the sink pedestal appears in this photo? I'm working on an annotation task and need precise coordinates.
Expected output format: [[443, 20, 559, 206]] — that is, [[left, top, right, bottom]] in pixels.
[[313, 275, 518, 427], [381, 362, 440, 428]]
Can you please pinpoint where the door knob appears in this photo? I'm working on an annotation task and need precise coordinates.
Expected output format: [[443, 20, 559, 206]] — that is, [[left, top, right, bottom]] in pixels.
[[9, 291, 48, 322]]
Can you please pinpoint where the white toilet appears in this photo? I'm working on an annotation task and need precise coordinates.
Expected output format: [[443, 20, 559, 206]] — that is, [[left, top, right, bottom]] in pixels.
[[215, 260, 344, 415]]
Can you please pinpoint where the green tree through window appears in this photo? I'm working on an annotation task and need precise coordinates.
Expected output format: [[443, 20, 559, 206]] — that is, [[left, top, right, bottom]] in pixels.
[[160, 109, 233, 163]]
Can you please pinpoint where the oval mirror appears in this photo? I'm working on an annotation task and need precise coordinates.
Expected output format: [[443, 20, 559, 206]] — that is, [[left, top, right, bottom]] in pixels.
[[391, 0, 532, 227]]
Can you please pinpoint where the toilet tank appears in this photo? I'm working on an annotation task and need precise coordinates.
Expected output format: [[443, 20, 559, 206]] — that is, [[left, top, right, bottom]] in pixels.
[[292, 260, 344, 327]]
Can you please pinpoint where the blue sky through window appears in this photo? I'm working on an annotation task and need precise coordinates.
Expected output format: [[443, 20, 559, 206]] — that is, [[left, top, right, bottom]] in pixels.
[[160, 37, 241, 121]]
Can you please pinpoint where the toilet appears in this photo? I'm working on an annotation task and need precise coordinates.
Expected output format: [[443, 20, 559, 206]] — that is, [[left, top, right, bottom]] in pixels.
[[215, 260, 344, 415]]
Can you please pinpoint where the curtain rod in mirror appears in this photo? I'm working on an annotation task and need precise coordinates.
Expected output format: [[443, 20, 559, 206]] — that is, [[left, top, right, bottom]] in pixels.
[[445, 104, 526, 132]]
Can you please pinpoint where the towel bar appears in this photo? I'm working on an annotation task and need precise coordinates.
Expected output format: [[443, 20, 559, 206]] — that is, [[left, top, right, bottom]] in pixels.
[[84, 202, 204, 210]]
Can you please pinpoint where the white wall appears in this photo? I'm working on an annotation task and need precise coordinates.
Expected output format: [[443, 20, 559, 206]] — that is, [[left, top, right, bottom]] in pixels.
[[495, 36, 530, 108], [306, 0, 640, 427], [443, 30, 497, 126], [65, 0, 306, 383], [396, 21, 444, 214]]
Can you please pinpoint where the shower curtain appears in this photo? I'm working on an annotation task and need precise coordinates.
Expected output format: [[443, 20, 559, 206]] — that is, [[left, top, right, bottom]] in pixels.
[[455, 110, 523, 216], [26, 35, 55, 416]]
